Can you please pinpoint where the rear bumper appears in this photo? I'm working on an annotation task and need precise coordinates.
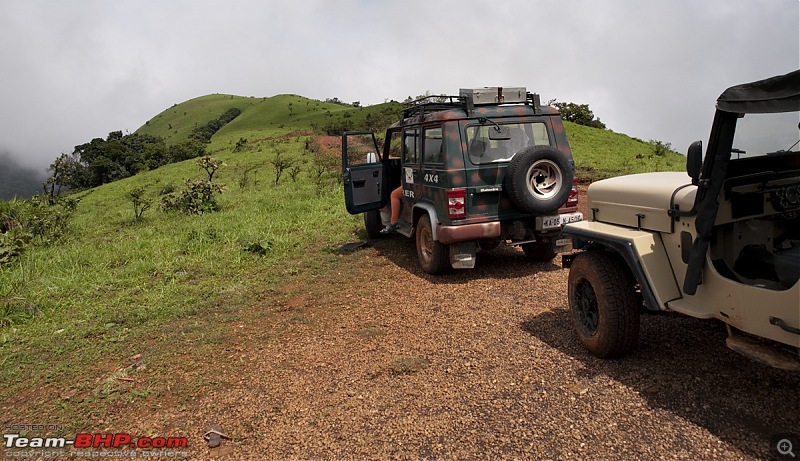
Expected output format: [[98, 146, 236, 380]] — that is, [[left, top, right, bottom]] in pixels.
[[435, 211, 582, 245], [436, 221, 500, 245]]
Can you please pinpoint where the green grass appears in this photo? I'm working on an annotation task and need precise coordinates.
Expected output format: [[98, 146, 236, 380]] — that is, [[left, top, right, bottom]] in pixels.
[[0, 144, 365, 419], [564, 121, 686, 181]]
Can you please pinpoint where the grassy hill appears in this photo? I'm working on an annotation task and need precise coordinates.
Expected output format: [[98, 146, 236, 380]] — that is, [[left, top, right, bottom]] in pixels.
[[0, 94, 685, 425], [137, 94, 686, 182], [564, 121, 686, 181], [136, 93, 404, 152]]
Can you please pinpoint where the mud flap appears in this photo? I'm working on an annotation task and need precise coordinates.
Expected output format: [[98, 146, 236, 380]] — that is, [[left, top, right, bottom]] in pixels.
[[450, 242, 477, 269]]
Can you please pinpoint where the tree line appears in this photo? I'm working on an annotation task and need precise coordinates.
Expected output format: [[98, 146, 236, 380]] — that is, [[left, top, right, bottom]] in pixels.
[[46, 108, 242, 193]]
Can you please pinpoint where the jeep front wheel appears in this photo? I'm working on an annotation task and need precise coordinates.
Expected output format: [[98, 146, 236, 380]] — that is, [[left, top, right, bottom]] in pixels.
[[506, 146, 573, 215], [416, 214, 450, 274], [568, 250, 639, 358]]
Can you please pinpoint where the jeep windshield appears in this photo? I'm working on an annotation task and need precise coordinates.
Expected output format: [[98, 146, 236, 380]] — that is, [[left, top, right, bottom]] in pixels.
[[466, 121, 550, 165], [731, 111, 800, 159]]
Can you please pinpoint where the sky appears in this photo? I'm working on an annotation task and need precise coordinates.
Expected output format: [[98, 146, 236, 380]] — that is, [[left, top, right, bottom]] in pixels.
[[0, 0, 798, 173]]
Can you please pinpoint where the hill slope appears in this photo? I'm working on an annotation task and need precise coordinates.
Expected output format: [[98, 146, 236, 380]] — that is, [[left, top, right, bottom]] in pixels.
[[137, 94, 685, 181], [564, 121, 685, 181], [136, 94, 404, 151]]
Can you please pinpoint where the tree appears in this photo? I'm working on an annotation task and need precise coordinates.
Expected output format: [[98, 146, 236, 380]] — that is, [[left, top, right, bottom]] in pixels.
[[127, 186, 151, 221], [69, 131, 168, 189], [270, 145, 292, 186], [196, 156, 226, 182], [549, 101, 607, 129], [168, 141, 205, 163], [44, 153, 79, 197], [189, 108, 241, 143]]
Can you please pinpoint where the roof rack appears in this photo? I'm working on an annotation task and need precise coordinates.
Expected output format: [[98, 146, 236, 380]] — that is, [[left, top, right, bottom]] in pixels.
[[401, 94, 466, 119], [401, 87, 542, 120]]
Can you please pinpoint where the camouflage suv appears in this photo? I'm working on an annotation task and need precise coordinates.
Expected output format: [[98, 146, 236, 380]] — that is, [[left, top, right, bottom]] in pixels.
[[563, 70, 800, 369], [342, 87, 582, 274]]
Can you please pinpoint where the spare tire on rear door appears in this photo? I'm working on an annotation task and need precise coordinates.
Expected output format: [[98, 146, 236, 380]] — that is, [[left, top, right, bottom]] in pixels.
[[505, 146, 573, 215]]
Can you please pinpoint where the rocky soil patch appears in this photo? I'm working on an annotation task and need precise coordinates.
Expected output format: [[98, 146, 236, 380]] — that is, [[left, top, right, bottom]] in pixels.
[[115, 235, 798, 460]]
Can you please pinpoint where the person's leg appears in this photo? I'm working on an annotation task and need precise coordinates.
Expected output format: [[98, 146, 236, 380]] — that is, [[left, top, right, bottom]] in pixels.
[[381, 186, 403, 234], [390, 186, 403, 224]]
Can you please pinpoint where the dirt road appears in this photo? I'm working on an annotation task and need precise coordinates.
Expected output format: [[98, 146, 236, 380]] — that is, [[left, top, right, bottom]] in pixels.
[[119, 232, 799, 460]]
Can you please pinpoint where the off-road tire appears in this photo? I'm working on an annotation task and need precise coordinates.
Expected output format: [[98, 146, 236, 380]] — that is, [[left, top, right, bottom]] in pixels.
[[364, 209, 383, 239], [506, 146, 573, 215], [416, 214, 450, 274], [521, 238, 557, 262], [568, 250, 639, 358]]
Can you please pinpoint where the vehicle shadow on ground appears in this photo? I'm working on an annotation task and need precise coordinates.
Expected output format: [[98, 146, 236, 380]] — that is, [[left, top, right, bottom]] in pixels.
[[521, 308, 800, 459], [363, 235, 563, 283]]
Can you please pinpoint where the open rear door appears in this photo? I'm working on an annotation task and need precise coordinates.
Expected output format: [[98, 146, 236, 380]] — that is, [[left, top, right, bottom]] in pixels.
[[342, 131, 384, 214]]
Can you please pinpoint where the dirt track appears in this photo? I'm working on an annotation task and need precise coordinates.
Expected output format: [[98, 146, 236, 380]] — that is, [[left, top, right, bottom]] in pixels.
[[117, 233, 800, 460]]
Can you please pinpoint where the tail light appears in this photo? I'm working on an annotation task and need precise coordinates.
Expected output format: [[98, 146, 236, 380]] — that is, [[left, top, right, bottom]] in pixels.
[[566, 176, 579, 208], [447, 189, 467, 219]]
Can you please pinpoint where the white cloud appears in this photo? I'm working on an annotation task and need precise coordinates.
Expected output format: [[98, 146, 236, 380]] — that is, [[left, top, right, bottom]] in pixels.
[[0, 0, 797, 170]]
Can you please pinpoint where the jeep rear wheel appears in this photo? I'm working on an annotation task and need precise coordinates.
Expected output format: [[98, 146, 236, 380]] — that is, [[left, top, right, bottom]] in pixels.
[[568, 250, 639, 358], [364, 209, 383, 239], [416, 214, 450, 274], [506, 146, 573, 215]]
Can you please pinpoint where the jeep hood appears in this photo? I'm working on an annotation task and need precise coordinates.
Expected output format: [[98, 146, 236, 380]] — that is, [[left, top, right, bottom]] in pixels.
[[588, 172, 696, 233]]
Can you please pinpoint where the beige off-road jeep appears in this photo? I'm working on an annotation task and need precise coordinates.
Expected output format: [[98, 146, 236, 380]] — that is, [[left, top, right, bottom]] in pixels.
[[562, 70, 800, 369]]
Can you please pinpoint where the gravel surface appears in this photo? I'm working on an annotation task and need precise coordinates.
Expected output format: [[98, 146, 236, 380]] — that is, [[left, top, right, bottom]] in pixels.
[[120, 235, 799, 460]]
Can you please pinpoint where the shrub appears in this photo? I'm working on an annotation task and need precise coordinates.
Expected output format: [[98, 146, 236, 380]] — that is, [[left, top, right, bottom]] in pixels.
[[128, 186, 151, 221], [25, 195, 78, 244], [0, 195, 77, 267], [196, 156, 226, 182], [234, 138, 248, 152], [0, 229, 32, 266], [237, 163, 262, 190], [161, 179, 225, 215]]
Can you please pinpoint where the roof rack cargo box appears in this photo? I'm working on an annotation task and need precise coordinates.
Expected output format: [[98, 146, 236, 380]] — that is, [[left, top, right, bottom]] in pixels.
[[459, 87, 527, 105]]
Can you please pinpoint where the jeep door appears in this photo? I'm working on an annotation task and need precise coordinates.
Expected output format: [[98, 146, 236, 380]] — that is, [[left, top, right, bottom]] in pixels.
[[342, 131, 383, 214]]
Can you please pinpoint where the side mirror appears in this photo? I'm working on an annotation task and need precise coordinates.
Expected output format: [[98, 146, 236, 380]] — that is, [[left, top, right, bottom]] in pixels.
[[687, 141, 703, 185]]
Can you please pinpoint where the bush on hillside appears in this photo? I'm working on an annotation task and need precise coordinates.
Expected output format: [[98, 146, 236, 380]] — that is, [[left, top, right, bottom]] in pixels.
[[127, 186, 152, 222], [305, 137, 341, 190], [161, 179, 225, 215], [0, 195, 78, 266]]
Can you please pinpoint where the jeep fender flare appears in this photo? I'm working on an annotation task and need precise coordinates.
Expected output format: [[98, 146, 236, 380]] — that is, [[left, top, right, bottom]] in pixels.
[[563, 222, 681, 313], [412, 202, 439, 240]]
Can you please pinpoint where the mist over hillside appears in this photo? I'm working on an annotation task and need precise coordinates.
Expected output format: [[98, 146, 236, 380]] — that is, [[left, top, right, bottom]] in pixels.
[[0, 151, 47, 199]]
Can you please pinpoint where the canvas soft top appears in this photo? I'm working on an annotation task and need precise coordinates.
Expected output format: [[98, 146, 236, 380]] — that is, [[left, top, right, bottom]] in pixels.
[[716, 69, 800, 114]]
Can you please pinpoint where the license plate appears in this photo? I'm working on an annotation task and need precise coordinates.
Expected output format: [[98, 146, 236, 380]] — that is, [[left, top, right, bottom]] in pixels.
[[538, 212, 583, 230], [555, 238, 570, 247]]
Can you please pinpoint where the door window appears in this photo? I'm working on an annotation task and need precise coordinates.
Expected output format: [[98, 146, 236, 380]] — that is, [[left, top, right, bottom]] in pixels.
[[423, 127, 444, 164], [403, 128, 420, 164]]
